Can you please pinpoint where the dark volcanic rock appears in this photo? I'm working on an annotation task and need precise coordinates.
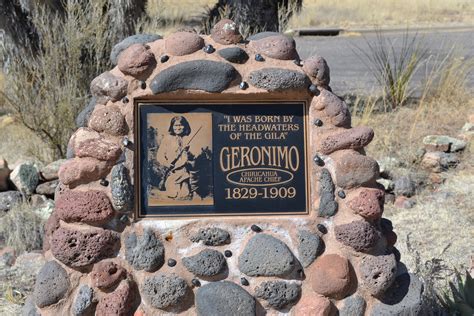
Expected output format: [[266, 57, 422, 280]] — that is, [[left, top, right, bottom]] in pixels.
[[238, 233, 295, 277], [150, 60, 237, 94], [339, 294, 367, 316], [360, 254, 397, 297], [76, 97, 97, 128], [218, 47, 249, 63], [335, 220, 380, 252], [90, 72, 128, 102], [319, 168, 337, 217], [394, 176, 416, 197], [196, 281, 255, 316], [297, 230, 324, 267], [190, 227, 230, 246], [110, 34, 162, 65], [33, 260, 70, 308], [248, 68, 310, 91], [72, 285, 95, 316], [255, 281, 301, 309], [0, 191, 22, 213], [141, 274, 189, 309], [182, 249, 226, 276], [110, 163, 133, 213], [91, 261, 126, 290], [50, 226, 119, 267], [125, 229, 165, 272], [55, 190, 114, 225]]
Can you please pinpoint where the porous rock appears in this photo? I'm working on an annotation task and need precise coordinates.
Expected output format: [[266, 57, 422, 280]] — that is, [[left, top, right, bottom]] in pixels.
[[310, 254, 351, 299], [303, 55, 330, 86], [91, 260, 126, 290], [196, 281, 255, 316], [248, 68, 310, 91], [125, 229, 165, 272], [182, 249, 226, 276], [110, 34, 161, 65], [43, 211, 60, 252], [72, 285, 95, 316], [297, 230, 324, 267], [164, 31, 204, 56], [0, 158, 11, 191], [393, 176, 416, 197], [22, 295, 40, 316], [0, 191, 22, 213], [10, 162, 39, 196], [238, 233, 295, 277], [88, 105, 128, 136], [96, 280, 134, 316], [319, 168, 337, 218], [111, 163, 133, 213], [312, 90, 351, 127], [339, 294, 367, 316], [118, 43, 156, 77], [420, 151, 459, 172], [141, 274, 189, 309], [150, 60, 237, 94], [50, 226, 119, 267], [190, 227, 230, 246], [211, 19, 242, 45], [250, 34, 297, 60], [335, 220, 380, 252], [370, 273, 423, 316], [360, 254, 397, 297], [318, 126, 374, 155], [348, 188, 384, 221], [90, 72, 128, 102], [76, 97, 97, 128], [33, 260, 70, 308], [58, 157, 112, 187], [217, 47, 249, 64], [255, 281, 300, 309], [334, 151, 379, 189], [35, 180, 58, 196], [293, 292, 331, 315], [422, 135, 466, 153], [71, 128, 122, 162]]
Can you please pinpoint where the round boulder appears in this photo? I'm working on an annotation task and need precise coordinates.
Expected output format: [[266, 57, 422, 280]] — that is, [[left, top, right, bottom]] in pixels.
[[303, 55, 330, 86], [118, 43, 156, 78], [249, 34, 297, 60], [164, 31, 204, 56], [33, 260, 70, 308], [196, 281, 255, 316], [360, 254, 397, 297], [211, 19, 242, 45], [334, 220, 380, 252], [141, 274, 189, 309], [217, 47, 249, 64], [182, 249, 226, 276], [310, 254, 351, 299]]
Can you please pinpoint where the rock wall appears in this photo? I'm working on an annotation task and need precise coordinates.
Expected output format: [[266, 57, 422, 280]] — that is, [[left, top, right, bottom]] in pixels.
[[29, 19, 423, 315]]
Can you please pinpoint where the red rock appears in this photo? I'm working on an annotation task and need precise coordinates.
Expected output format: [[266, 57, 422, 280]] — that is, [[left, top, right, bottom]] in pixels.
[[43, 211, 60, 252], [58, 157, 113, 187], [50, 226, 119, 267], [91, 260, 127, 290], [303, 55, 330, 86], [55, 190, 114, 225], [90, 72, 128, 102], [347, 188, 384, 221], [211, 19, 242, 45], [310, 254, 351, 299], [0, 158, 11, 191], [71, 128, 122, 162], [96, 280, 135, 316], [250, 34, 297, 60], [318, 126, 374, 155], [334, 151, 379, 189], [165, 31, 204, 56], [118, 43, 156, 78], [312, 90, 351, 127], [334, 220, 380, 252], [293, 292, 331, 315], [88, 105, 128, 136]]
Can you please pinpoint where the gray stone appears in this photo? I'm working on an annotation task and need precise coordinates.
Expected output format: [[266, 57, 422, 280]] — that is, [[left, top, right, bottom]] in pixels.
[[142, 274, 189, 309], [422, 135, 467, 153], [90, 72, 128, 102], [111, 163, 133, 213], [196, 281, 256, 316], [248, 32, 281, 41], [110, 34, 162, 65], [10, 162, 40, 196], [297, 230, 323, 267], [248, 68, 310, 91], [190, 227, 230, 246], [370, 273, 424, 316], [0, 190, 22, 213], [462, 122, 474, 132], [76, 98, 96, 128], [35, 180, 58, 196], [319, 168, 335, 194], [339, 294, 366, 316], [255, 281, 300, 309], [319, 168, 337, 217], [72, 285, 95, 316], [394, 176, 416, 197], [360, 254, 397, 297], [33, 260, 70, 308], [22, 296, 40, 316], [125, 229, 164, 272], [150, 60, 237, 94], [218, 47, 249, 63], [238, 234, 295, 277], [182, 249, 226, 276], [66, 143, 75, 159]]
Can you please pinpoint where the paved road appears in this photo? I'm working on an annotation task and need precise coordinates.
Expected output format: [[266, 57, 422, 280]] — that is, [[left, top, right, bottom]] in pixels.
[[295, 28, 474, 97]]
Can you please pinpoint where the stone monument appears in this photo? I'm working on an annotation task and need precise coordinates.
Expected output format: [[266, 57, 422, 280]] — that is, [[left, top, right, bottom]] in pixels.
[[28, 19, 423, 315]]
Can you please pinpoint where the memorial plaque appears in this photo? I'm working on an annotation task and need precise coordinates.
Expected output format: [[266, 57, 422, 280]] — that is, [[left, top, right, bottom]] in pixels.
[[136, 101, 309, 217]]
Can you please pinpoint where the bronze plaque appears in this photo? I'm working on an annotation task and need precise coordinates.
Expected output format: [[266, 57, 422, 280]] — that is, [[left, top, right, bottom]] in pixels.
[[136, 101, 309, 218]]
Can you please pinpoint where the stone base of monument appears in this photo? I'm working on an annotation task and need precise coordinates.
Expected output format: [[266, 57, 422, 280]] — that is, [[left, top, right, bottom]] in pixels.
[[27, 19, 423, 316]]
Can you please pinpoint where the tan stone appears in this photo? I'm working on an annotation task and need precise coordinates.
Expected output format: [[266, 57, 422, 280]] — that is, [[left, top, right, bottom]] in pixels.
[[250, 34, 297, 60], [310, 254, 351, 299], [58, 157, 113, 187], [118, 43, 156, 78], [165, 31, 204, 56], [293, 292, 331, 315], [211, 19, 242, 45]]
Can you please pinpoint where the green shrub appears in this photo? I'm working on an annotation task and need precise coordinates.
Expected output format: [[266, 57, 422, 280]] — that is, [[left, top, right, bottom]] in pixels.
[[438, 270, 474, 316]]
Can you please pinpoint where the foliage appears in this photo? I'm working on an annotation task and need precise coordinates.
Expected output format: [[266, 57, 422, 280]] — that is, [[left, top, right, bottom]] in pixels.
[[438, 270, 474, 315]]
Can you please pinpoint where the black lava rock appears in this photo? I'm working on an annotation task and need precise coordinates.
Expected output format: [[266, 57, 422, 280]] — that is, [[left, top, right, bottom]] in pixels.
[[150, 60, 238, 94], [240, 277, 249, 286], [192, 279, 201, 287], [196, 281, 255, 316], [203, 44, 215, 53], [125, 229, 165, 272], [314, 118, 323, 126], [249, 68, 310, 91], [218, 47, 249, 64], [297, 230, 324, 267], [141, 274, 189, 309], [255, 281, 301, 309], [224, 250, 232, 258], [255, 54, 265, 62], [168, 258, 177, 267], [160, 55, 169, 63], [190, 227, 230, 246], [75, 97, 96, 128], [182, 249, 226, 276], [251, 224, 262, 232], [317, 224, 328, 234]]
